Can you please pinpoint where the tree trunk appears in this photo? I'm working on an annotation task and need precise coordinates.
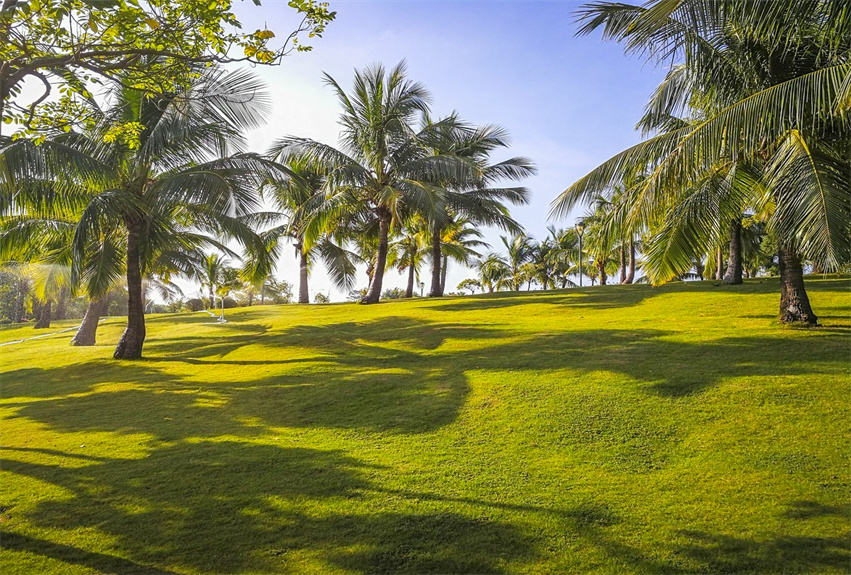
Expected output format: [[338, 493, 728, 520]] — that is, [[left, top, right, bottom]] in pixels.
[[405, 263, 416, 298], [34, 299, 51, 329], [114, 219, 146, 359], [247, 292, 254, 307], [429, 227, 442, 297], [54, 288, 68, 320], [362, 209, 390, 304], [778, 243, 818, 325], [723, 218, 743, 285], [260, 286, 265, 305], [695, 259, 705, 281], [440, 255, 448, 294], [71, 298, 105, 346], [298, 244, 309, 304], [598, 261, 607, 286], [619, 244, 626, 284], [715, 247, 723, 280], [624, 239, 636, 284]]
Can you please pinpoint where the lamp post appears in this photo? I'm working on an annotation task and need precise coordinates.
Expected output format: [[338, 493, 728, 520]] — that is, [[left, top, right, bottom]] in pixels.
[[575, 221, 585, 288]]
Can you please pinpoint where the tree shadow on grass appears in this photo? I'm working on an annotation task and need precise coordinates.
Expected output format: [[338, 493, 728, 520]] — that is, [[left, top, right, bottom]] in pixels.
[[8, 316, 849, 442], [1, 442, 539, 574]]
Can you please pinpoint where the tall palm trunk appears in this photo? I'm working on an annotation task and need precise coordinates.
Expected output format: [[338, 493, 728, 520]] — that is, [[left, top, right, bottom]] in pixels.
[[624, 238, 636, 284], [297, 243, 309, 304], [715, 247, 723, 280], [598, 261, 607, 286], [723, 218, 743, 285], [619, 244, 627, 283], [71, 298, 105, 346], [405, 263, 416, 298], [34, 299, 51, 329], [440, 255, 448, 294], [114, 218, 146, 359], [778, 243, 817, 325], [362, 209, 391, 304], [429, 227, 442, 297]]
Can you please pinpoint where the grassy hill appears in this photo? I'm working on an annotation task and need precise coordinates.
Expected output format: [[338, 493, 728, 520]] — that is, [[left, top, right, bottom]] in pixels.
[[1, 278, 849, 574]]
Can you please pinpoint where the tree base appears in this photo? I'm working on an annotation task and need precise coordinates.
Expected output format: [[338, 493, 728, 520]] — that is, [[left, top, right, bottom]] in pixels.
[[113, 328, 144, 359]]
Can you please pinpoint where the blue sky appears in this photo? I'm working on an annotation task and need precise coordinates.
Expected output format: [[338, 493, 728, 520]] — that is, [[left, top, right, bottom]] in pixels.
[[227, 0, 666, 300]]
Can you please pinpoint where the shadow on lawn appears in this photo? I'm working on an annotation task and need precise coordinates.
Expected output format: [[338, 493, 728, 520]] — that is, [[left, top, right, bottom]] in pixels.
[[1, 442, 538, 574], [7, 316, 849, 441], [4, 439, 848, 574]]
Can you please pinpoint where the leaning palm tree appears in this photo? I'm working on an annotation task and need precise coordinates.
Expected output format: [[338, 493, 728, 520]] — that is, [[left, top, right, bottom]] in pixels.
[[275, 62, 481, 304], [1, 67, 273, 357], [555, 0, 850, 324]]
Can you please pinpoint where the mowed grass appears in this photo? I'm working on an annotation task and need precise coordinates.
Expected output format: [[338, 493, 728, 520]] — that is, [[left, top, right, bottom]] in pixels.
[[1, 277, 849, 574]]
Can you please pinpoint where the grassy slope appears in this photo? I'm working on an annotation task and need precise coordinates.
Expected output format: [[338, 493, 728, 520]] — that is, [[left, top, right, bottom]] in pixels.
[[1, 278, 849, 574]]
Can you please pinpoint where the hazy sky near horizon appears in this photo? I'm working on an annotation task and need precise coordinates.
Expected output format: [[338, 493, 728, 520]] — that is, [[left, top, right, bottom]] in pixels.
[[216, 0, 666, 300]]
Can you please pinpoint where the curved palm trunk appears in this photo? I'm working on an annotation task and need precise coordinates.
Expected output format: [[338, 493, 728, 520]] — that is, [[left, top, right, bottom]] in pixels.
[[429, 228, 442, 297], [778, 243, 817, 325], [297, 244, 309, 304], [71, 298, 105, 346], [619, 244, 627, 284], [34, 299, 51, 329], [405, 263, 416, 298], [362, 209, 391, 304], [723, 218, 743, 285], [114, 219, 146, 359], [624, 238, 636, 284]]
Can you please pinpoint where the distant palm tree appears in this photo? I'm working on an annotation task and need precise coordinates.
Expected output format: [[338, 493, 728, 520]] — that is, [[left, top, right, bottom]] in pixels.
[[477, 252, 510, 293], [501, 233, 535, 291]]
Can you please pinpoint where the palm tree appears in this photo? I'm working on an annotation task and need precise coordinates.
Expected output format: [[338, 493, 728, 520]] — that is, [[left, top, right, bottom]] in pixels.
[[555, 0, 850, 324], [277, 62, 475, 304], [434, 218, 489, 295], [501, 233, 536, 291], [388, 216, 429, 298], [198, 254, 229, 310], [415, 117, 534, 297], [2, 68, 272, 357], [476, 252, 511, 293], [253, 153, 356, 303]]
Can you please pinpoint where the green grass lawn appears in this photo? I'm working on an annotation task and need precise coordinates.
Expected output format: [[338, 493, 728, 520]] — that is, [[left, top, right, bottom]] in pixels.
[[1, 277, 849, 574]]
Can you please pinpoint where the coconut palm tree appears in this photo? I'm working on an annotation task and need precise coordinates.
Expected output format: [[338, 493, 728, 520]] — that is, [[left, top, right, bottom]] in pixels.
[[418, 117, 535, 297], [276, 62, 478, 304], [1, 67, 272, 357], [433, 218, 490, 295], [388, 215, 429, 298], [555, 0, 851, 324], [476, 252, 511, 293], [251, 153, 356, 303], [500, 233, 536, 291]]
